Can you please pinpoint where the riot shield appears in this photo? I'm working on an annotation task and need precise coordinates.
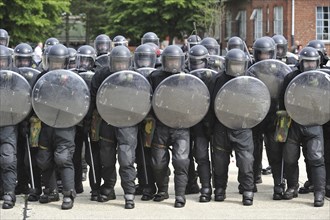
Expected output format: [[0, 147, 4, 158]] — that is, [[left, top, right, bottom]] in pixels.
[[19, 67, 41, 87], [96, 70, 152, 127], [79, 71, 95, 89], [246, 59, 292, 99], [0, 70, 32, 126], [136, 67, 156, 77], [190, 68, 218, 86], [152, 73, 210, 128], [207, 55, 225, 72], [32, 69, 90, 128], [284, 70, 330, 126], [95, 54, 109, 68], [321, 68, 330, 75], [214, 76, 271, 129]]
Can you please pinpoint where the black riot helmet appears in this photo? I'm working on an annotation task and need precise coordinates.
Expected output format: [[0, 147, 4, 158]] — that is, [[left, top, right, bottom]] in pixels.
[[161, 45, 184, 73], [47, 44, 69, 70], [13, 43, 34, 68], [141, 32, 159, 46], [307, 40, 328, 66], [68, 47, 77, 69], [272, 35, 288, 59], [113, 35, 128, 47], [0, 29, 10, 47], [187, 35, 202, 52], [134, 44, 156, 68], [44, 37, 59, 50], [188, 45, 209, 71], [298, 46, 320, 72], [0, 45, 12, 70], [200, 37, 220, 55], [253, 36, 276, 63], [94, 34, 112, 56], [109, 45, 131, 72], [227, 36, 244, 51], [76, 45, 96, 72], [225, 48, 248, 77]]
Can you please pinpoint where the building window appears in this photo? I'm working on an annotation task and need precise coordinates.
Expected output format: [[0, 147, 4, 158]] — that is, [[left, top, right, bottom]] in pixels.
[[250, 8, 263, 40], [274, 6, 283, 35], [316, 6, 329, 41], [226, 11, 232, 39], [236, 10, 247, 40]]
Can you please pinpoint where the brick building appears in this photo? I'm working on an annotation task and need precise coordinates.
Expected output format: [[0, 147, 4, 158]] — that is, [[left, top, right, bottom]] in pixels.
[[220, 0, 329, 53]]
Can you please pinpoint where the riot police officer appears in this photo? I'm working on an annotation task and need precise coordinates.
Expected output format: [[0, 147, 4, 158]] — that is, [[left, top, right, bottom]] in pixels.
[[36, 44, 77, 210], [187, 35, 202, 52], [206, 48, 254, 205], [67, 47, 77, 70], [200, 37, 220, 56], [0, 45, 19, 209], [13, 43, 34, 68], [279, 46, 326, 207], [141, 32, 160, 47], [134, 44, 157, 69], [85, 45, 137, 209], [0, 29, 10, 47], [147, 45, 190, 208], [94, 34, 112, 73], [43, 37, 59, 51], [113, 35, 128, 47], [272, 35, 298, 65]]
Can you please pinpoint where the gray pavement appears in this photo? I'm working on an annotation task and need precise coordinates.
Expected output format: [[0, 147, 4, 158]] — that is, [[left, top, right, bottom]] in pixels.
[[1, 151, 329, 220]]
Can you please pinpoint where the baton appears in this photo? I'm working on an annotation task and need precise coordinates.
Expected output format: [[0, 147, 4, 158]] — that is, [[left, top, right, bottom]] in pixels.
[[25, 134, 35, 189], [139, 128, 149, 185], [86, 133, 96, 184]]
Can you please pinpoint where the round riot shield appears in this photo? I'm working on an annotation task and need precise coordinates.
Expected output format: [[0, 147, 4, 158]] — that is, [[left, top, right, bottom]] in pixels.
[[19, 67, 41, 87], [152, 73, 210, 128], [285, 70, 330, 126], [32, 69, 90, 128], [96, 70, 152, 127], [246, 59, 292, 99], [214, 76, 271, 129], [136, 67, 156, 77], [79, 71, 95, 89], [207, 55, 225, 72], [190, 68, 218, 86], [0, 70, 32, 126], [321, 68, 330, 75]]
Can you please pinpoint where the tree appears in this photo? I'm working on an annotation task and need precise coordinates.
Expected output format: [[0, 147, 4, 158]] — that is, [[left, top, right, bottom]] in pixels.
[[0, 0, 70, 47], [102, 0, 216, 46]]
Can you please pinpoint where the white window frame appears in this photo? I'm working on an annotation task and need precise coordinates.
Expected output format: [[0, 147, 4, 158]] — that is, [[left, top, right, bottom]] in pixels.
[[316, 6, 330, 42], [236, 10, 247, 40], [274, 6, 283, 35], [251, 9, 263, 40]]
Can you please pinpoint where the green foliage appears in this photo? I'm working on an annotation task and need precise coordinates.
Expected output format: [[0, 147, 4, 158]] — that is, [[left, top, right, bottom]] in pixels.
[[0, 0, 70, 47]]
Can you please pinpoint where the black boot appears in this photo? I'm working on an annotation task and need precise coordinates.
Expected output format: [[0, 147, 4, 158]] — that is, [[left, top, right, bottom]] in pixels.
[[39, 188, 60, 204], [153, 191, 169, 202], [283, 184, 299, 200], [214, 188, 226, 202], [174, 196, 186, 208], [242, 191, 253, 206], [273, 185, 284, 200], [97, 187, 116, 202], [124, 194, 135, 209], [199, 188, 212, 202], [141, 185, 156, 201], [90, 190, 99, 201], [314, 191, 325, 207], [61, 190, 75, 210], [325, 185, 330, 198], [2, 192, 16, 209], [299, 180, 314, 194], [28, 188, 42, 202]]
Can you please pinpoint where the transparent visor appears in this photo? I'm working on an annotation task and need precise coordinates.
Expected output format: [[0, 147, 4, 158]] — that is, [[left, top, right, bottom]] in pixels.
[[162, 56, 184, 73], [14, 56, 33, 68], [276, 44, 288, 59], [204, 45, 220, 55], [255, 50, 275, 62], [48, 57, 68, 70], [110, 57, 131, 72], [0, 57, 11, 69], [0, 38, 9, 47], [188, 58, 207, 70], [134, 53, 156, 68], [142, 38, 159, 46], [302, 60, 318, 72], [96, 42, 111, 55], [77, 56, 94, 71], [226, 60, 247, 77]]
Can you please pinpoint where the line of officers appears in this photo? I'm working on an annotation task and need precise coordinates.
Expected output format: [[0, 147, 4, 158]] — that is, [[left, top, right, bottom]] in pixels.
[[0, 29, 329, 211]]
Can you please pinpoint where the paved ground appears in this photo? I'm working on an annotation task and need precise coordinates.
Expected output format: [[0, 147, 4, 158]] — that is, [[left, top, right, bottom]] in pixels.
[[1, 151, 329, 220]]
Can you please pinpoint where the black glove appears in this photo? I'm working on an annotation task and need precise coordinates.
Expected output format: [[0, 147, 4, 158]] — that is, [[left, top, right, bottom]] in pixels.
[[19, 121, 30, 137], [83, 119, 91, 136]]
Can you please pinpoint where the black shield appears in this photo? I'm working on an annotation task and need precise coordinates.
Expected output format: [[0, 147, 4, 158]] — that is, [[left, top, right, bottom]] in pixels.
[[152, 73, 210, 128], [18, 67, 41, 87], [136, 67, 156, 77], [214, 76, 271, 129], [246, 59, 292, 99], [32, 69, 90, 128], [285, 70, 330, 126], [96, 70, 152, 127], [0, 70, 32, 126]]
